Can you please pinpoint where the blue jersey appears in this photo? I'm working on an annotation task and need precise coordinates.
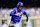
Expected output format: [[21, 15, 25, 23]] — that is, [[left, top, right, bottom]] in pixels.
[[10, 8, 28, 23]]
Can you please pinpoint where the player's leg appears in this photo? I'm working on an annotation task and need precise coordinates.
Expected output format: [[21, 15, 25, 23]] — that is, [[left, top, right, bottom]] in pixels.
[[9, 21, 14, 27], [14, 23, 20, 27]]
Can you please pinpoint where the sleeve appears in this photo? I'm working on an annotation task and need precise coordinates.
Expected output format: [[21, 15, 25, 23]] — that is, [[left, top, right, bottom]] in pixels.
[[23, 11, 28, 22], [10, 8, 16, 16]]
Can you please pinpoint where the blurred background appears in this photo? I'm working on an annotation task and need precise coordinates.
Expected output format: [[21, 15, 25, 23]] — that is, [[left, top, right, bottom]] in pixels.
[[0, 0, 40, 27]]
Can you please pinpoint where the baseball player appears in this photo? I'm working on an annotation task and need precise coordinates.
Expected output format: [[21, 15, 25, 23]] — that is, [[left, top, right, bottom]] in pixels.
[[10, 2, 28, 27]]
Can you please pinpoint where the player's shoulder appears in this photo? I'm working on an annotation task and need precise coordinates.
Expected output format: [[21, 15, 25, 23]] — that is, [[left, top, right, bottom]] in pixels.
[[22, 9, 25, 12], [13, 7, 17, 10]]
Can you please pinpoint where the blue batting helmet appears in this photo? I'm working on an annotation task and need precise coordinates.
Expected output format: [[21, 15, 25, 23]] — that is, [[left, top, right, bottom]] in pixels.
[[17, 2, 23, 7]]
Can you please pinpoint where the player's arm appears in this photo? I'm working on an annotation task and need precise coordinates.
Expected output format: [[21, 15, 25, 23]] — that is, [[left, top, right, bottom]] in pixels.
[[23, 11, 28, 22], [10, 8, 21, 16], [10, 8, 16, 16]]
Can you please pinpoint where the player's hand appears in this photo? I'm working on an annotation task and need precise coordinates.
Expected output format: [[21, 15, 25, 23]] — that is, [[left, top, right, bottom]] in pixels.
[[24, 20, 27, 23], [15, 13, 22, 16]]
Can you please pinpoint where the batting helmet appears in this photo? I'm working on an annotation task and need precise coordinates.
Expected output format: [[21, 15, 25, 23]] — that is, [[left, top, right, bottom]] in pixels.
[[17, 2, 23, 7]]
